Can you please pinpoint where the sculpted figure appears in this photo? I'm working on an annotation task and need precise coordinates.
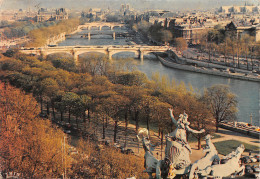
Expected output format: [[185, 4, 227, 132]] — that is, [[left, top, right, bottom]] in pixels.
[[137, 128, 159, 178], [189, 134, 220, 179], [165, 109, 205, 174], [198, 144, 245, 179]]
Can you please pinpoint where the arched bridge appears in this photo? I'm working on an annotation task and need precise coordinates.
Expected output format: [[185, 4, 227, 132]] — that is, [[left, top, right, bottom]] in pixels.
[[20, 45, 169, 62], [66, 32, 132, 40], [78, 22, 125, 31]]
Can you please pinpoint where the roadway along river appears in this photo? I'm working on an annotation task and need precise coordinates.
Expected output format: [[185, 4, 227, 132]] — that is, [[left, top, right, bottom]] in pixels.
[[58, 27, 260, 126]]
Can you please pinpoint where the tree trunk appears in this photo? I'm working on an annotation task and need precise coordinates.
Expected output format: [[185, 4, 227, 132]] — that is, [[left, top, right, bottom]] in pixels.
[[52, 104, 55, 120], [161, 130, 164, 160], [68, 108, 71, 123], [237, 45, 240, 68], [198, 136, 201, 150], [124, 111, 128, 148], [251, 55, 254, 71], [60, 110, 63, 121], [76, 116, 78, 129], [46, 102, 50, 115], [125, 111, 128, 130], [146, 113, 150, 132], [87, 108, 90, 123], [208, 46, 211, 62], [83, 110, 86, 123], [232, 53, 235, 69], [135, 111, 139, 132], [40, 96, 43, 113], [114, 120, 118, 143], [215, 120, 219, 132], [246, 48, 249, 70], [103, 117, 105, 139]]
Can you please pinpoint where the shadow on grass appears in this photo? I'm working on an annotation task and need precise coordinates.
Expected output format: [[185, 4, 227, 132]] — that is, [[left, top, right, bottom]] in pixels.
[[213, 140, 259, 155]]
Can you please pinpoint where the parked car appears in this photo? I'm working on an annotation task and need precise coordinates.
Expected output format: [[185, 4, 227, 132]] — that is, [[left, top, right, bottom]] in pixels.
[[252, 165, 260, 173], [241, 156, 251, 164], [250, 156, 258, 163], [254, 154, 260, 162], [245, 165, 254, 173], [229, 69, 236, 73]]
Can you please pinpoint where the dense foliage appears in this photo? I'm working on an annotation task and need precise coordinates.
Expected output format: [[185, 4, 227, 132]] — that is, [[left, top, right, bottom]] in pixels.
[[0, 50, 238, 177], [0, 83, 71, 178], [27, 18, 80, 47], [1, 21, 57, 39]]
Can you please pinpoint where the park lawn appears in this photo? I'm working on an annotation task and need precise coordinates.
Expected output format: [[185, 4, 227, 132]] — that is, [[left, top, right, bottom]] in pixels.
[[188, 133, 222, 143], [212, 140, 259, 155]]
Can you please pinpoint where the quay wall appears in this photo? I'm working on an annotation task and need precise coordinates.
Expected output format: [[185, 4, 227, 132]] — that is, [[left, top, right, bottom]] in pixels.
[[157, 56, 260, 82], [218, 123, 260, 139]]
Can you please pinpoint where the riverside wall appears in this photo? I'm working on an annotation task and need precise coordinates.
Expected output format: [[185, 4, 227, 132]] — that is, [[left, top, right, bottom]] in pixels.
[[218, 123, 260, 139], [45, 25, 81, 46], [46, 32, 66, 46], [157, 56, 260, 82]]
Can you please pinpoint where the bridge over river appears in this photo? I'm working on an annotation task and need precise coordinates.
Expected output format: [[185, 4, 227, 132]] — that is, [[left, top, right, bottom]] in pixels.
[[66, 32, 133, 40], [20, 45, 169, 62], [78, 22, 125, 31]]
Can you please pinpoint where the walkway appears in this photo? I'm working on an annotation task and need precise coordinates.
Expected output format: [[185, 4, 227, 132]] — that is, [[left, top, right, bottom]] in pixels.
[[76, 115, 259, 162]]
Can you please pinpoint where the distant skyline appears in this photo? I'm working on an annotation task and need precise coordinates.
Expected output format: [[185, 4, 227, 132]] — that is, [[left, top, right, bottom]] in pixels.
[[0, 0, 259, 11]]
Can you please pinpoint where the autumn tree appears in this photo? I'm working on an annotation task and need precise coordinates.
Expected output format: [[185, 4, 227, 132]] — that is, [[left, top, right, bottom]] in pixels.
[[185, 97, 215, 149], [151, 101, 171, 159], [203, 84, 238, 132], [41, 78, 60, 119], [62, 92, 80, 123], [126, 86, 147, 132], [101, 93, 127, 142], [74, 139, 146, 178], [0, 83, 71, 178], [148, 23, 163, 42], [160, 30, 173, 45], [46, 53, 76, 72], [78, 54, 111, 76], [175, 37, 188, 54]]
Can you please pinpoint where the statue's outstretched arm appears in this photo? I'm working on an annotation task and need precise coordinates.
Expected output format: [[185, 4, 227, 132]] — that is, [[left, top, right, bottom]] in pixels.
[[168, 108, 177, 126], [186, 125, 205, 134]]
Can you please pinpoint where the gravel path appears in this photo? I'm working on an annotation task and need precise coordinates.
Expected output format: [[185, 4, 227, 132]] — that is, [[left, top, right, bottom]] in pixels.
[[85, 117, 259, 162]]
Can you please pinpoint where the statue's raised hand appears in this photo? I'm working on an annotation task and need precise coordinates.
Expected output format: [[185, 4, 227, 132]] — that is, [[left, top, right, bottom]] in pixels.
[[200, 129, 205, 133], [168, 108, 173, 113]]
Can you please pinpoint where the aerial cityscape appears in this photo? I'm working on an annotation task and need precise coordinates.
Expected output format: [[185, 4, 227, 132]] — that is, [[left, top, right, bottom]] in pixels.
[[0, 0, 259, 178]]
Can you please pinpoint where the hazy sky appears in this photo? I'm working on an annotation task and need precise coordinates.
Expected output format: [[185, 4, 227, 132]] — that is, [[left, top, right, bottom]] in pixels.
[[0, 0, 259, 11]]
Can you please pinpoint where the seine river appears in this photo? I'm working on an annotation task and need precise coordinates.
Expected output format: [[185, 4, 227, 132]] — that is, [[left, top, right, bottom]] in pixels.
[[58, 27, 260, 126]]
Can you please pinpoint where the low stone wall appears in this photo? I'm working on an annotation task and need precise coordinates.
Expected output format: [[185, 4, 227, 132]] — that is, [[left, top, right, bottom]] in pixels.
[[218, 123, 260, 139], [46, 32, 66, 45], [157, 56, 260, 82]]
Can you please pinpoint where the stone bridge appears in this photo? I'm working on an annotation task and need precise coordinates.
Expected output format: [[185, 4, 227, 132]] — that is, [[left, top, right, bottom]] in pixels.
[[66, 32, 131, 40], [78, 22, 125, 31], [20, 45, 169, 62]]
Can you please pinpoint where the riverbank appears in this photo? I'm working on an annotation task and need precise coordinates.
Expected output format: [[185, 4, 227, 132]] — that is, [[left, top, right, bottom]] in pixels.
[[55, 112, 259, 163], [157, 55, 260, 82], [218, 122, 260, 139]]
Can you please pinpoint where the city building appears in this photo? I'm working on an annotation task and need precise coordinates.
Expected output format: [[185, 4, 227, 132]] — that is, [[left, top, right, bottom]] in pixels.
[[225, 21, 260, 42], [36, 8, 69, 22], [219, 5, 259, 14], [55, 8, 69, 21], [168, 16, 217, 44]]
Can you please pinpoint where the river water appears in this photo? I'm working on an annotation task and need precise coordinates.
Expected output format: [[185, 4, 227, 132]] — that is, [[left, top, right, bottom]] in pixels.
[[58, 27, 260, 126]]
